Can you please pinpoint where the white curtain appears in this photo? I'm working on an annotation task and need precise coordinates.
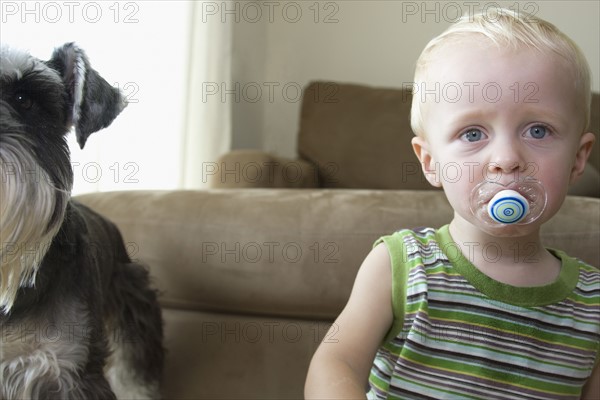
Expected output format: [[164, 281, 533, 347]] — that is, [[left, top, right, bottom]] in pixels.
[[182, 2, 233, 189]]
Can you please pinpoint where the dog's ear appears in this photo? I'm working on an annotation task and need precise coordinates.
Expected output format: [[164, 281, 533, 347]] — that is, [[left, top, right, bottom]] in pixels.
[[47, 43, 127, 149]]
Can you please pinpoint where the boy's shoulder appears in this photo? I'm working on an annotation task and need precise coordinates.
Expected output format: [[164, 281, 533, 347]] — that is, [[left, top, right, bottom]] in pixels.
[[375, 226, 447, 253], [376, 226, 438, 244], [374, 226, 447, 269], [549, 248, 599, 275]]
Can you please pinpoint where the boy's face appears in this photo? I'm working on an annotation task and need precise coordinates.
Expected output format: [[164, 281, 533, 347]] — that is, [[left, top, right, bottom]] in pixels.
[[412, 40, 595, 237]]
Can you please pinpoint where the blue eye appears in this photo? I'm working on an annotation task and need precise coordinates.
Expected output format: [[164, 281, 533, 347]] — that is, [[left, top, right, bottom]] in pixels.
[[462, 129, 485, 142], [528, 125, 547, 139]]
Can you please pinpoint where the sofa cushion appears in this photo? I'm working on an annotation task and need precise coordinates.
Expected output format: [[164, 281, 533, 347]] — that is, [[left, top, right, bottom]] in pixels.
[[76, 190, 452, 320], [161, 308, 326, 399], [297, 81, 600, 194], [298, 81, 434, 190], [76, 190, 599, 322]]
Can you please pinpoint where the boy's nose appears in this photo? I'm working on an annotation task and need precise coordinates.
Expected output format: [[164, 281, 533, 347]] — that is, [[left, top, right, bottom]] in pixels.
[[486, 142, 527, 179]]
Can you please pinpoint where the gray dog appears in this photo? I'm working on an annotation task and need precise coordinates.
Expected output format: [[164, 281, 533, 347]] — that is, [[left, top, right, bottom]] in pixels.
[[0, 43, 163, 399]]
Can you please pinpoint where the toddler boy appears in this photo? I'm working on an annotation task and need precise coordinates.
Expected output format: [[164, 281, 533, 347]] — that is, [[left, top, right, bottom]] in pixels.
[[305, 8, 599, 399]]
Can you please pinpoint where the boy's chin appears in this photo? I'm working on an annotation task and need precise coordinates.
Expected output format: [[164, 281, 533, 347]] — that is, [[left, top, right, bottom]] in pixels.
[[455, 212, 544, 238], [466, 202, 547, 238], [475, 223, 540, 238]]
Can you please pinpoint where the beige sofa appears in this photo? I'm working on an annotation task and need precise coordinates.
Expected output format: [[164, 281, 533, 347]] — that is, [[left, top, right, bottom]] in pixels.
[[76, 82, 600, 399], [77, 190, 599, 399]]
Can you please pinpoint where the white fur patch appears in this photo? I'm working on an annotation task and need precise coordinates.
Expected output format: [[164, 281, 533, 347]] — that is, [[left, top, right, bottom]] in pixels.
[[105, 340, 159, 400], [0, 305, 90, 398], [71, 51, 87, 129], [0, 46, 32, 81], [0, 46, 63, 86]]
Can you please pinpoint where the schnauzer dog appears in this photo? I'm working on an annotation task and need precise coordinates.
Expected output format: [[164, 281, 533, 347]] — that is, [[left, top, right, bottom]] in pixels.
[[0, 43, 163, 399]]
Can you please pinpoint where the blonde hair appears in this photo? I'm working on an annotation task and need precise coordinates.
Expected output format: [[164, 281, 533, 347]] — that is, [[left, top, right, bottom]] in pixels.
[[410, 7, 592, 136]]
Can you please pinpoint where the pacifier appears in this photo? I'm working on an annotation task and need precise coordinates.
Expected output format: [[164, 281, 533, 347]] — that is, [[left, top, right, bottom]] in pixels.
[[487, 190, 528, 224], [469, 178, 547, 228]]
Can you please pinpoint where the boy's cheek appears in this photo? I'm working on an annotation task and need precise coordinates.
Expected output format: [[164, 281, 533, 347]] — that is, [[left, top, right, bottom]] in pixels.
[[428, 160, 481, 188], [423, 161, 444, 188]]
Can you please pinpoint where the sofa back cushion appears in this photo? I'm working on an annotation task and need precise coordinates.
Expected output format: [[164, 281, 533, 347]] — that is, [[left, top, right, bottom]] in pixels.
[[298, 81, 434, 190], [297, 81, 600, 192]]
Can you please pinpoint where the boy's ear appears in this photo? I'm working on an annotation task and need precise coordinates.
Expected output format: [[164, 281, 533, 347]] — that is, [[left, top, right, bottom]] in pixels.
[[569, 132, 595, 184], [411, 136, 442, 188]]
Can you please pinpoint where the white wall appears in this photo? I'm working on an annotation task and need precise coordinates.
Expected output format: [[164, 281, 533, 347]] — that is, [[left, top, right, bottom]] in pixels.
[[229, 0, 600, 158]]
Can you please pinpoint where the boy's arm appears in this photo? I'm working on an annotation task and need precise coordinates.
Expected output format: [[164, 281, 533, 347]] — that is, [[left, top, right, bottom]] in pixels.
[[581, 362, 599, 400], [305, 243, 394, 399]]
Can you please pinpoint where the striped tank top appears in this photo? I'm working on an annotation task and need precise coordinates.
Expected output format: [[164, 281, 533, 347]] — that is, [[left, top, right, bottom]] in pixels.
[[368, 225, 600, 399]]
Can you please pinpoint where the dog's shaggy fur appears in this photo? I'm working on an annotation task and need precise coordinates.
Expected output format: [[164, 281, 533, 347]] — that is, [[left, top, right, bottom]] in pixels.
[[0, 43, 163, 399]]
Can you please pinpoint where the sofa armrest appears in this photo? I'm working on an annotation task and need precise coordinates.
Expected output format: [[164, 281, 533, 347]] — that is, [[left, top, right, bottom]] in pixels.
[[208, 150, 318, 189]]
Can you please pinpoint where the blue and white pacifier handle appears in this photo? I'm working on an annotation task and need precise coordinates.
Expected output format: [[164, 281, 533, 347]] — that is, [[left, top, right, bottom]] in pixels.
[[487, 190, 529, 224]]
